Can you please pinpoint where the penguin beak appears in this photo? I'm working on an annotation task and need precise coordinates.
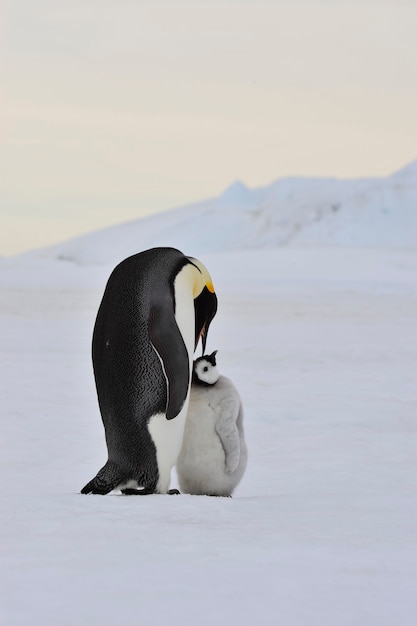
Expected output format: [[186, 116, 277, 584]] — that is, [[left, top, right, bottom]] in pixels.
[[199, 324, 208, 355], [194, 287, 217, 354]]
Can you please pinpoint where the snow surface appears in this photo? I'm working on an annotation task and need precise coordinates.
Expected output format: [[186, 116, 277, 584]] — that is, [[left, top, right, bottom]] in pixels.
[[6, 160, 416, 267], [1, 242, 417, 625], [1, 162, 417, 624]]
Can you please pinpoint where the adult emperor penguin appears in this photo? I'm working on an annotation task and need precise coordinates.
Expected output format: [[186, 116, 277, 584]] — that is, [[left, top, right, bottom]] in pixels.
[[176, 351, 247, 497], [81, 247, 217, 495]]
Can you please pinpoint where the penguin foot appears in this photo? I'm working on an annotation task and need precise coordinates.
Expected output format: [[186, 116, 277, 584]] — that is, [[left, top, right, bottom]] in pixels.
[[208, 493, 232, 498], [121, 488, 154, 495], [120, 487, 180, 495]]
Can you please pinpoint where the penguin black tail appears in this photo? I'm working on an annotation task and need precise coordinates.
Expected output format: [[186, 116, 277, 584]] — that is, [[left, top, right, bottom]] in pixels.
[[81, 461, 128, 495]]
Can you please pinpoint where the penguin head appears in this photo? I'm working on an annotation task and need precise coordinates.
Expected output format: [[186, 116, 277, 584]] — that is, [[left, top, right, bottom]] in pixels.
[[192, 350, 220, 386], [187, 257, 218, 353]]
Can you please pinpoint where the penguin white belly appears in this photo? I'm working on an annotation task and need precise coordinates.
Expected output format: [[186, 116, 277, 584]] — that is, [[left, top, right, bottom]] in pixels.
[[147, 410, 188, 493], [177, 378, 247, 496], [148, 264, 196, 493]]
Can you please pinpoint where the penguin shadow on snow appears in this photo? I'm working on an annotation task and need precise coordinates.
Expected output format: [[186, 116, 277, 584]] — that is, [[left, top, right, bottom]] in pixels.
[[175, 350, 248, 498]]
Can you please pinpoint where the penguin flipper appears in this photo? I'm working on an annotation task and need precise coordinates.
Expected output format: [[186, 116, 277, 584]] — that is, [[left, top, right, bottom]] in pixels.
[[81, 461, 128, 495], [148, 303, 190, 421], [214, 400, 241, 474]]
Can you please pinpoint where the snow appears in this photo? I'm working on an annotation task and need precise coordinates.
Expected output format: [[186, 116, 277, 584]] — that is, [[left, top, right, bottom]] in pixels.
[[10, 160, 417, 267], [1, 239, 417, 624], [1, 161, 417, 624]]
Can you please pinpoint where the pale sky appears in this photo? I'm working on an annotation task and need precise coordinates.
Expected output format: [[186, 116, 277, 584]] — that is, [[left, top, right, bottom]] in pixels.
[[2, 0, 417, 255]]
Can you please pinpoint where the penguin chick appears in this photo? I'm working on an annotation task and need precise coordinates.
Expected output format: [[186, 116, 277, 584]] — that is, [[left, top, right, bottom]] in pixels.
[[176, 351, 247, 497]]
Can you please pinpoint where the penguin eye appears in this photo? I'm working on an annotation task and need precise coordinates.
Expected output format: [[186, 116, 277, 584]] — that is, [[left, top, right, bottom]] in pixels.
[[203, 366, 208, 372]]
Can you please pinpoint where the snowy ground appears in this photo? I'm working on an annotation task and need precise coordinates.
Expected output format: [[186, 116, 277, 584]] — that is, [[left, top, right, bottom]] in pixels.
[[1, 247, 416, 626]]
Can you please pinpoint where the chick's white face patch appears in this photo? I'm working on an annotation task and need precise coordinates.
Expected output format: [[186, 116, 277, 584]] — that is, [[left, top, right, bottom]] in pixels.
[[194, 359, 220, 385]]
